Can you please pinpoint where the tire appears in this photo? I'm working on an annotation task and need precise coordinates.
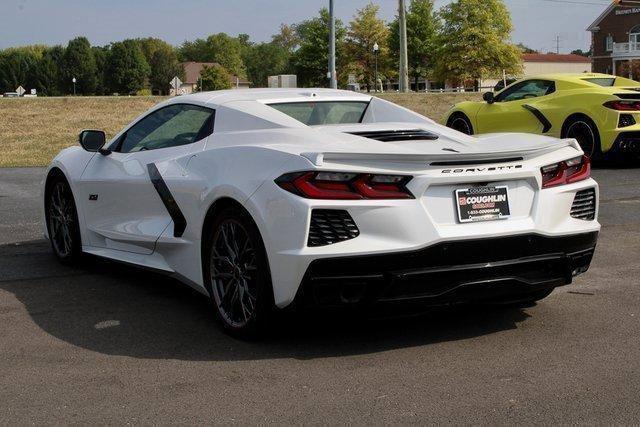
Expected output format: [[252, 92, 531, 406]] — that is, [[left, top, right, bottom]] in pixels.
[[562, 116, 602, 160], [45, 174, 83, 264], [446, 113, 474, 135], [203, 205, 274, 338]]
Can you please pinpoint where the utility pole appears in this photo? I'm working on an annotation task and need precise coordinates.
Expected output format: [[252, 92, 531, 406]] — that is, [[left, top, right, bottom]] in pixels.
[[398, 0, 409, 92], [329, 0, 337, 89]]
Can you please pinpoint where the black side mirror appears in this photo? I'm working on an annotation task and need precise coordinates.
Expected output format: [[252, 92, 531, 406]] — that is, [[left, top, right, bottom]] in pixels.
[[483, 91, 495, 104], [78, 130, 109, 154]]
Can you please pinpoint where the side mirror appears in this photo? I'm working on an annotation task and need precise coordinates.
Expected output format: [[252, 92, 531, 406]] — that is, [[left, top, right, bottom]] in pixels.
[[78, 130, 109, 154], [483, 91, 495, 104]]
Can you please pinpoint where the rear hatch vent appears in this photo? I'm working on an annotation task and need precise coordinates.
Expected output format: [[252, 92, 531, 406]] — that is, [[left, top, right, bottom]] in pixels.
[[615, 93, 640, 100], [571, 188, 596, 220], [348, 129, 439, 142], [308, 209, 359, 247]]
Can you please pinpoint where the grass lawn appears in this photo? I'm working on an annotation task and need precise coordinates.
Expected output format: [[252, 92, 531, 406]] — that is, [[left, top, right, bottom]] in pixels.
[[0, 92, 481, 167]]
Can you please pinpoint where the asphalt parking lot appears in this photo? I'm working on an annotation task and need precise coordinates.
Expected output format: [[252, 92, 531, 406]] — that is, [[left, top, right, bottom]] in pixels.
[[1, 167, 639, 424]]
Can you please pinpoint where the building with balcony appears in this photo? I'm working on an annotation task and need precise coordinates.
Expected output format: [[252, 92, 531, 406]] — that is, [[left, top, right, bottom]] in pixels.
[[587, 0, 640, 79]]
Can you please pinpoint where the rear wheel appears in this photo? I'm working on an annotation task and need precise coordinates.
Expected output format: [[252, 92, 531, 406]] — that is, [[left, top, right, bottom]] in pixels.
[[447, 113, 474, 135], [203, 206, 274, 338], [562, 116, 601, 160], [45, 175, 82, 264]]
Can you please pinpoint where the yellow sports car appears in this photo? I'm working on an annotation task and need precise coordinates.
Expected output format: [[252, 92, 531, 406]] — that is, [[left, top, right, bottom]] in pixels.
[[444, 73, 640, 161]]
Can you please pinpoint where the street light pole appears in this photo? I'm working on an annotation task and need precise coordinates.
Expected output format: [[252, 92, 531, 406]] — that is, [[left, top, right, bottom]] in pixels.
[[72, 77, 76, 96], [398, 0, 409, 92], [373, 42, 379, 93], [329, 0, 337, 89]]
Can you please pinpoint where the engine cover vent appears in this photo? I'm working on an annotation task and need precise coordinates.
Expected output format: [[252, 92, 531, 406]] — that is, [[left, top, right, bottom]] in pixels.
[[308, 209, 359, 247], [571, 188, 596, 221], [348, 129, 439, 142]]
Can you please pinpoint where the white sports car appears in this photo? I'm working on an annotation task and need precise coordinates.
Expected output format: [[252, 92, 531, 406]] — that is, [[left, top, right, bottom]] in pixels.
[[43, 88, 600, 336]]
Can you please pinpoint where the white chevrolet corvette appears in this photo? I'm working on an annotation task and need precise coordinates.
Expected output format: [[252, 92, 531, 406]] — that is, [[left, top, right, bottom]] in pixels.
[[43, 88, 600, 336]]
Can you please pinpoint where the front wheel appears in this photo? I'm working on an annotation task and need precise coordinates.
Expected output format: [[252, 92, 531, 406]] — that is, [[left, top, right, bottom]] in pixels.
[[446, 113, 474, 135], [45, 175, 82, 264], [203, 206, 274, 338]]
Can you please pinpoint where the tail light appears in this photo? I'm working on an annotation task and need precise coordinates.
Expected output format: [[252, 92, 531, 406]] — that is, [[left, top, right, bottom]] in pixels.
[[540, 155, 590, 188], [275, 171, 413, 199], [603, 100, 640, 111]]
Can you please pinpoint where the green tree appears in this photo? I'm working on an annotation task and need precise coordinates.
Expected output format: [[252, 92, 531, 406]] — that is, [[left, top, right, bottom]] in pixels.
[[92, 46, 109, 95], [516, 43, 538, 54], [291, 8, 346, 88], [571, 48, 591, 57], [197, 64, 232, 91], [389, 0, 439, 89], [35, 46, 65, 96], [272, 24, 299, 53], [244, 42, 291, 87], [178, 38, 210, 62], [204, 33, 246, 77], [135, 38, 183, 94], [433, 0, 522, 85], [0, 47, 42, 93], [345, 3, 390, 91], [107, 39, 150, 94], [62, 37, 98, 94], [179, 33, 246, 78]]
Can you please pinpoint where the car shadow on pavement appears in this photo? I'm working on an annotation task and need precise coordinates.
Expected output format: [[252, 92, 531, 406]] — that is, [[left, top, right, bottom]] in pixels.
[[0, 239, 531, 361]]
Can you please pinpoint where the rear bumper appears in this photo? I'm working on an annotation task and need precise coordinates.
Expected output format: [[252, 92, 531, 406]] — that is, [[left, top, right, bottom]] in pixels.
[[295, 232, 598, 307], [604, 131, 640, 161]]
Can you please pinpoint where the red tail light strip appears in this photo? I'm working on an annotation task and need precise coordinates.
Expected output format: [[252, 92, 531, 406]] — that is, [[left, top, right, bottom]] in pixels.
[[276, 172, 414, 200], [603, 100, 640, 111], [541, 155, 591, 189]]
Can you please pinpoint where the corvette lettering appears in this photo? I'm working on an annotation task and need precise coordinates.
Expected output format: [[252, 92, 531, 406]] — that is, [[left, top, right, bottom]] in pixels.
[[441, 165, 523, 173]]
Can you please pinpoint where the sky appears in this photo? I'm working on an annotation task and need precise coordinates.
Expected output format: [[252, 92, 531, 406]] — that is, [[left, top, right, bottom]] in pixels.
[[0, 0, 613, 53]]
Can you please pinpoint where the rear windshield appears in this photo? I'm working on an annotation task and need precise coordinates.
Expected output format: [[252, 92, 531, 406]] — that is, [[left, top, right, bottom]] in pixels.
[[583, 78, 615, 87], [269, 101, 368, 125]]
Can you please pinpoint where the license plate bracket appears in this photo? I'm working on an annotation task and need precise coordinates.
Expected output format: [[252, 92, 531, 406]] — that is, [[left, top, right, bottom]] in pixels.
[[455, 186, 510, 223]]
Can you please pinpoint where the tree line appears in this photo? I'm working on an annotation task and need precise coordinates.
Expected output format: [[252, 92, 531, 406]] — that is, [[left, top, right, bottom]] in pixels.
[[0, 0, 523, 96]]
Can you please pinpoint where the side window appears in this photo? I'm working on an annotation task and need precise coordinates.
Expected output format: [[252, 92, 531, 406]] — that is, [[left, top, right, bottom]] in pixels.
[[605, 35, 613, 52], [117, 104, 215, 153], [495, 80, 555, 103]]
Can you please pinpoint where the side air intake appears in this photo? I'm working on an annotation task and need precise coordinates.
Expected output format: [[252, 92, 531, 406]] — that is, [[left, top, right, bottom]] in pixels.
[[571, 188, 596, 220], [347, 129, 439, 142], [308, 209, 359, 247]]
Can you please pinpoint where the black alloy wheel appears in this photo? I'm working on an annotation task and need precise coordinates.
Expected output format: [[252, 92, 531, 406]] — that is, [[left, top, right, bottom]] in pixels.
[[204, 206, 273, 337], [46, 176, 82, 263], [447, 113, 474, 135], [563, 117, 601, 159]]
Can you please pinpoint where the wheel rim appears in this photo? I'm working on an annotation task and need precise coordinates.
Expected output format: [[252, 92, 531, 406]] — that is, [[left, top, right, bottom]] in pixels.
[[566, 121, 595, 157], [48, 182, 74, 257], [210, 219, 258, 328], [451, 117, 471, 135]]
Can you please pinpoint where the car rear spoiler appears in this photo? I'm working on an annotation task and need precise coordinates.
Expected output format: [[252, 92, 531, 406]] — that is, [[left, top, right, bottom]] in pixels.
[[301, 141, 577, 166]]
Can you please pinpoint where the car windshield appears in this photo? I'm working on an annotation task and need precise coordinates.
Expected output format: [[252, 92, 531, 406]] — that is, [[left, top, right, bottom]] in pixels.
[[269, 101, 368, 125], [583, 78, 616, 87]]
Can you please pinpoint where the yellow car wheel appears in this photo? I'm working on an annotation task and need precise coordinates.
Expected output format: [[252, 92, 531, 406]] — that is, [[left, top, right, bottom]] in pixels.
[[446, 112, 474, 135], [561, 115, 601, 160]]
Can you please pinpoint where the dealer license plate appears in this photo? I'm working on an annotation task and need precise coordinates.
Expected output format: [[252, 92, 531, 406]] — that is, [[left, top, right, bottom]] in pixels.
[[455, 186, 510, 223]]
